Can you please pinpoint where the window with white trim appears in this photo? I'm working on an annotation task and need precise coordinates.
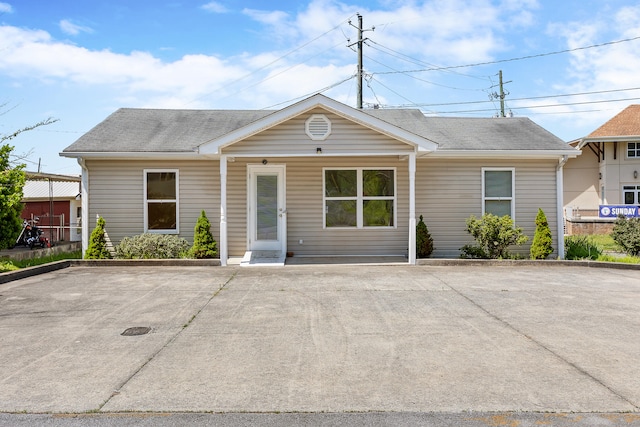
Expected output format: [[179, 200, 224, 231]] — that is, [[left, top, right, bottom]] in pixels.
[[323, 168, 396, 228], [627, 142, 640, 158], [482, 168, 515, 218], [144, 169, 179, 233], [623, 185, 640, 205]]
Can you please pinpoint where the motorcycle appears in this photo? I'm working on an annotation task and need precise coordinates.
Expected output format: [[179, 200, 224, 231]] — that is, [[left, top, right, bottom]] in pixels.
[[14, 218, 51, 249]]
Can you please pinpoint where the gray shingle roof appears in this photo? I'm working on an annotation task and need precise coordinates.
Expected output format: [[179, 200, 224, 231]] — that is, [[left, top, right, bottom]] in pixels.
[[388, 115, 568, 150], [63, 108, 275, 153], [63, 106, 571, 154]]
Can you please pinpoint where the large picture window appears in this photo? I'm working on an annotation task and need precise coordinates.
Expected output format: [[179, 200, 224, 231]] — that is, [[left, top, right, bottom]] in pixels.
[[627, 142, 640, 158], [144, 169, 179, 233], [482, 168, 514, 218], [324, 168, 395, 228]]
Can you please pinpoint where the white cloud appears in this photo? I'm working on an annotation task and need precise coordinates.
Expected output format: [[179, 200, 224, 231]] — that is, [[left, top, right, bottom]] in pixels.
[[59, 19, 93, 36], [242, 8, 290, 26], [0, 2, 12, 13], [0, 0, 552, 112], [201, 1, 228, 14]]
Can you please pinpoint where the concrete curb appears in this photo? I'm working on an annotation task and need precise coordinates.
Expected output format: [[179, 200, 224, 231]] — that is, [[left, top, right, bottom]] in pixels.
[[0, 260, 71, 284], [68, 259, 221, 267], [415, 258, 640, 270], [1, 258, 638, 286]]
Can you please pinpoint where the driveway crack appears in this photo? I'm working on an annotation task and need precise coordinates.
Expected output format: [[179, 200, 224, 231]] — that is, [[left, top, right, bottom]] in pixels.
[[95, 270, 238, 412], [446, 283, 640, 410]]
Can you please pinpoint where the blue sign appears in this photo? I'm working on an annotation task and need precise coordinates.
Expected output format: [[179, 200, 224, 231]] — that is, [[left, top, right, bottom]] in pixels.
[[599, 205, 640, 218]]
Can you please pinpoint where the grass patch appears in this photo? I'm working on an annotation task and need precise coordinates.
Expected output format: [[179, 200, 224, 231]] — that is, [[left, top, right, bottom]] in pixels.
[[565, 234, 640, 264], [597, 254, 640, 264], [585, 234, 622, 252], [1, 250, 82, 272]]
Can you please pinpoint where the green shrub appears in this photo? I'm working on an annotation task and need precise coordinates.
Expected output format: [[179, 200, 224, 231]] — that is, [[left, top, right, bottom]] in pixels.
[[611, 216, 640, 256], [0, 261, 19, 273], [189, 210, 217, 259], [84, 216, 111, 259], [530, 208, 553, 259], [460, 213, 528, 259], [564, 235, 602, 260], [416, 215, 434, 258], [115, 233, 190, 259]]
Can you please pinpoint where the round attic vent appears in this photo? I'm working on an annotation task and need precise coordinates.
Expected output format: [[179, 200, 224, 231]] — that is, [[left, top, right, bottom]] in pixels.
[[305, 114, 331, 141]]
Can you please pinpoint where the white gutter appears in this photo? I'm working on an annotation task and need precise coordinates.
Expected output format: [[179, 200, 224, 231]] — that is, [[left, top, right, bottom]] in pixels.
[[578, 135, 640, 149], [556, 155, 569, 259], [424, 150, 580, 159], [60, 151, 202, 159]]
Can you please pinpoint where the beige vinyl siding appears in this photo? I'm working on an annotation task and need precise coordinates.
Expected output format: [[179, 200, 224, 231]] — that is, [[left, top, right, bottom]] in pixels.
[[86, 159, 219, 246], [226, 156, 409, 257], [225, 109, 414, 156], [417, 158, 559, 258], [564, 149, 599, 210]]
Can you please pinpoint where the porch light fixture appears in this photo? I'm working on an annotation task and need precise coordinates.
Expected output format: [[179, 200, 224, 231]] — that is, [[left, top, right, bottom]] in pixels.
[[316, 147, 322, 154], [635, 170, 638, 179]]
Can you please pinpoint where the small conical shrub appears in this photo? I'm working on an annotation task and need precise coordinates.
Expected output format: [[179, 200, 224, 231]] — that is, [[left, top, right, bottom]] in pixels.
[[189, 210, 217, 259], [530, 208, 553, 259], [416, 215, 434, 258], [84, 216, 111, 259]]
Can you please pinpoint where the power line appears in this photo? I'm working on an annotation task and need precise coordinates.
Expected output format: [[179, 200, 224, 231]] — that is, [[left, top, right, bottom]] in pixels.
[[365, 39, 488, 81], [426, 96, 640, 115], [260, 74, 357, 110], [391, 86, 640, 108], [371, 35, 640, 75], [185, 14, 357, 106]]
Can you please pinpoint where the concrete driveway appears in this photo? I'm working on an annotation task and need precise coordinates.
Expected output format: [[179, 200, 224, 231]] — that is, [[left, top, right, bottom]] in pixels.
[[0, 263, 639, 417]]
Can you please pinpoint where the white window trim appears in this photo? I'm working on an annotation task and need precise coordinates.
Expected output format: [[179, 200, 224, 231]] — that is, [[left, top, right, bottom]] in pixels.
[[627, 142, 640, 159], [143, 169, 179, 234], [622, 184, 640, 205], [322, 167, 397, 229], [481, 167, 515, 219]]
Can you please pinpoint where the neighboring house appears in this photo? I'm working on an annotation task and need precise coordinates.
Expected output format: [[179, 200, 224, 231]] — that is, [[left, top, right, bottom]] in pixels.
[[22, 172, 82, 242], [564, 105, 640, 234], [61, 94, 578, 264]]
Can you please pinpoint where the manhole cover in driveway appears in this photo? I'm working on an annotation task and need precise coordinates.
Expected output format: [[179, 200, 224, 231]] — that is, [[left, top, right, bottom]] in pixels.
[[121, 327, 151, 336]]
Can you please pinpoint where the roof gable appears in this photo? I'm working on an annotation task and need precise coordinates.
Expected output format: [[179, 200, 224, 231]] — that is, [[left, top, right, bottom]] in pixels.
[[198, 94, 438, 155]]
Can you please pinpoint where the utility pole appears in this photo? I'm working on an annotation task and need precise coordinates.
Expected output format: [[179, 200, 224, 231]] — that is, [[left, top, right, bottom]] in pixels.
[[348, 14, 373, 109], [491, 70, 512, 117], [357, 13, 363, 109]]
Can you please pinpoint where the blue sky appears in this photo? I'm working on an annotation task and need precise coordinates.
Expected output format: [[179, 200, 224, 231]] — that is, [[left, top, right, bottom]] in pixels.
[[1, 0, 640, 174]]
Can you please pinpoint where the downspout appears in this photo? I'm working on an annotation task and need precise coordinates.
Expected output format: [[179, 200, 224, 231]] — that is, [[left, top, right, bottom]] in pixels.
[[408, 152, 416, 264], [556, 155, 569, 259], [219, 155, 228, 266], [78, 158, 89, 257]]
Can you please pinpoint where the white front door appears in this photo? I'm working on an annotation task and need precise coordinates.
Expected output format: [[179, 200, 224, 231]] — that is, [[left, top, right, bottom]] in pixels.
[[248, 165, 286, 253]]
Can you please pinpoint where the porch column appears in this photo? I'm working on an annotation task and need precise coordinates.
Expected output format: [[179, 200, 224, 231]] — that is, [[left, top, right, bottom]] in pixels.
[[78, 159, 89, 257], [556, 155, 568, 259], [219, 155, 228, 266], [408, 153, 416, 264]]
